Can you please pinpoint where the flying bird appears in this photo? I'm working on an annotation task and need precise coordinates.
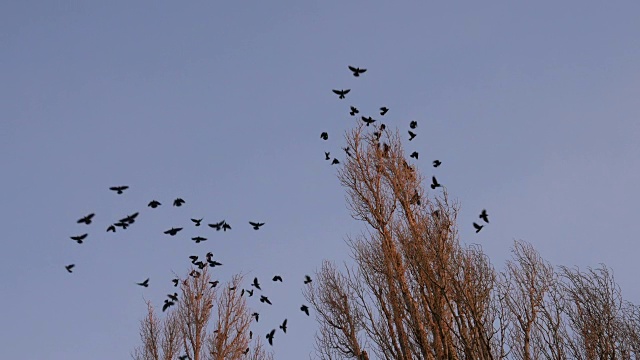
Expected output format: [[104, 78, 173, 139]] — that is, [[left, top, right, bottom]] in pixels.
[[430, 176, 441, 190], [168, 293, 178, 302], [137, 278, 149, 287], [252, 277, 261, 290], [272, 275, 283, 282], [191, 236, 207, 243], [300, 304, 310, 316], [106, 225, 116, 232], [172, 278, 179, 287], [189, 255, 199, 263], [349, 106, 359, 116], [173, 198, 185, 207], [114, 221, 129, 229], [280, 319, 288, 333], [249, 221, 265, 230], [77, 213, 95, 225], [433, 160, 442, 167], [191, 218, 202, 226], [70, 233, 87, 244], [361, 116, 376, 126], [380, 107, 388, 116], [479, 209, 489, 223], [473, 222, 484, 233], [266, 329, 276, 346], [164, 227, 183, 236], [109, 185, 129, 194], [409, 120, 418, 129], [148, 200, 161, 208], [209, 280, 219, 288], [304, 275, 312, 284], [252, 312, 259, 322], [348, 66, 367, 77], [331, 158, 340, 165], [222, 222, 231, 231], [343, 146, 352, 157], [260, 295, 272, 305], [208, 260, 223, 267], [410, 151, 419, 159], [246, 289, 254, 297], [324, 152, 331, 160], [120, 212, 139, 224], [208, 221, 224, 231], [320, 132, 328, 140], [65, 264, 75, 273], [332, 89, 350, 99], [162, 299, 175, 312], [408, 131, 417, 141]]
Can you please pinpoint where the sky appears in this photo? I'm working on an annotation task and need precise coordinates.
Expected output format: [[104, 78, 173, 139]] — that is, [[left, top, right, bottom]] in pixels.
[[1, 2, 640, 359]]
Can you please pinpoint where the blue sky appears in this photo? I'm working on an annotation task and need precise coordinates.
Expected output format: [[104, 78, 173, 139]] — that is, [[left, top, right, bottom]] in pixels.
[[2, 2, 639, 359]]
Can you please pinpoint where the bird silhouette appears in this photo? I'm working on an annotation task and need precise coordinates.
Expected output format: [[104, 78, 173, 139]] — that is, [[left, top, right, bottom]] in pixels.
[[348, 66, 367, 77], [380, 107, 388, 116], [249, 221, 265, 230], [137, 278, 149, 287], [410, 151, 419, 159], [162, 299, 175, 312], [222, 222, 231, 231], [409, 120, 418, 129], [189, 255, 199, 263], [331, 158, 340, 165], [325, 152, 331, 160], [300, 304, 310, 316], [65, 264, 75, 273], [109, 186, 129, 194], [266, 329, 276, 346], [120, 212, 139, 224], [320, 132, 328, 140], [173, 198, 185, 207], [260, 295, 272, 305], [473, 222, 484, 233], [164, 227, 183, 236], [408, 131, 417, 141], [332, 89, 350, 99], [252, 277, 261, 290], [433, 160, 442, 167], [208, 260, 223, 267], [77, 213, 95, 225], [209, 280, 219, 288], [349, 106, 359, 116], [192, 236, 207, 244], [191, 218, 202, 226], [106, 225, 116, 232], [168, 293, 178, 302], [114, 221, 129, 229], [190, 270, 200, 278], [208, 221, 224, 231], [178, 355, 189, 360], [304, 275, 312, 284], [243, 348, 249, 355], [252, 312, 259, 322], [479, 209, 489, 223], [430, 176, 441, 190], [343, 146, 352, 157], [361, 116, 376, 126], [246, 289, 254, 297], [280, 319, 288, 333], [70, 233, 87, 244], [272, 275, 283, 282], [172, 278, 179, 287], [148, 200, 161, 208]]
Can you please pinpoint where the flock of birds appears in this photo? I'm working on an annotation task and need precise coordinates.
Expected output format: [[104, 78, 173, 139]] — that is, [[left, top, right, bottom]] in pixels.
[[63, 65, 490, 358]]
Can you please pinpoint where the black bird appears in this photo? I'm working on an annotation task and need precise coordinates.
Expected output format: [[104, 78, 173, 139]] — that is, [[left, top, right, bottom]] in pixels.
[[332, 89, 350, 99], [172, 278, 179, 287], [272, 275, 283, 282], [191, 218, 202, 226], [168, 293, 178, 302], [410, 151, 419, 159], [195, 261, 206, 269], [373, 131, 382, 140], [243, 348, 249, 355], [106, 225, 116, 233], [361, 116, 376, 126], [109, 185, 129, 194], [209, 280, 219, 288], [266, 329, 276, 346], [304, 275, 312, 284], [409, 120, 418, 129], [380, 107, 388, 116], [349, 106, 359, 116], [173, 198, 185, 207], [205, 251, 213, 259], [300, 304, 310, 316], [65, 264, 75, 273], [252, 312, 259, 322], [191, 236, 207, 244], [246, 289, 254, 297], [279, 319, 288, 333], [379, 123, 386, 131], [189, 255, 199, 263], [137, 278, 149, 287], [190, 270, 201, 278], [229, 286, 237, 291], [178, 355, 189, 360], [430, 176, 441, 190], [324, 152, 331, 160], [252, 277, 261, 290], [77, 213, 95, 225], [148, 200, 161, 208], [114, 221, 129, 229], [348, 66, 367, 77], [208, 221, 224, 231], [208, 260, 223, 267], [433, 160, 442, 167], [479, 209, 489, 223], [343, 146, 352, 157], [320, 132, 328, 140], [164, 227, 183, 236], [331, 158, 340, 165], [408, 131, 417, 141], [162, 299, 175, 312], [260, 295, 272, 305], [249, 221, 265, 230], [70, 233, 87, 244], [121, 212, 139, 224], [473, 222, 484, 233], [222, 222, 231, 231]]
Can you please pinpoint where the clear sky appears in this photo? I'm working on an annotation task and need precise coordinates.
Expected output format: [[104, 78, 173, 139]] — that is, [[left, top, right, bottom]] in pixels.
[[2, 2, 639, 359]]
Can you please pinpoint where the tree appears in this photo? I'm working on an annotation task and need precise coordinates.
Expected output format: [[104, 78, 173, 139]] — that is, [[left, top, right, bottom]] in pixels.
[[132, 267, 273, 360], [304, 123, 640, 359]]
